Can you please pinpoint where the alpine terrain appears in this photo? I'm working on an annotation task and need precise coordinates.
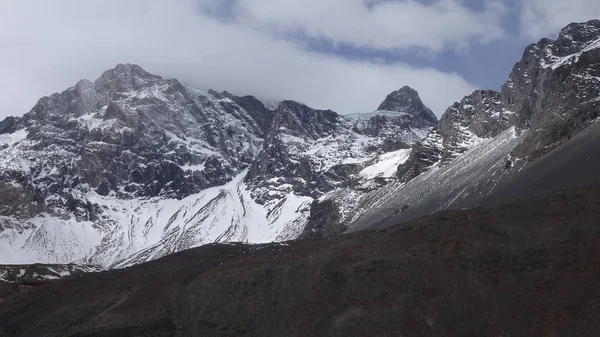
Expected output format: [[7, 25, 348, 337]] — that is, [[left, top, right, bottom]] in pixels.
[[1, 17, 600, 337], [0, 67, 435, 268]]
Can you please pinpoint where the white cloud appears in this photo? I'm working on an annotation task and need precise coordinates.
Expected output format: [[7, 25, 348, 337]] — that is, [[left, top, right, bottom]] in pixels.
[[226, 0, 507, 52], [521, 0, 600, 39], [0, 0, 480, 119]]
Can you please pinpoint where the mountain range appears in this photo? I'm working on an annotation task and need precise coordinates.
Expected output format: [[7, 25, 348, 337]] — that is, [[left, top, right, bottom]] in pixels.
[[0, 64, 435, 268], [0, 19, 600, 272], [2, 18, 600, 337]]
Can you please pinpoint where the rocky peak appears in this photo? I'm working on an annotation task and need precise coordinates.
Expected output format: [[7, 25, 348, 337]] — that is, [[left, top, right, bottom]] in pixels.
[[501, 19, 600, 159], [437, 90, 514, 161], [94, 63, 162, 96], [199, 90, 273, 136], [26, 81, 100, 123], [553, 19, 600, 56], [272, 100, 341, 140], [439, 90, 513, 140], [502, 20, 600, 118], [348, 87, 437, 146], [377, 86, 437, 125], [377, 86, 417, 111], [206, 89, 222, 97], [0, 116, 20, 135], [245, 101, 344, 186], [225, 94, 274, 136]]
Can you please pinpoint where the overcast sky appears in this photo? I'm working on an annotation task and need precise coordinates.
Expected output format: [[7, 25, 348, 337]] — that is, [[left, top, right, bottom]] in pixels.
[[1, 0, 600, 118]]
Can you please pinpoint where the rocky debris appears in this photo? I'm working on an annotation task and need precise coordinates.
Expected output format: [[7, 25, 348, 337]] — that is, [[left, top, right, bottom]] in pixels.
[[299, 199, 345, 239], [1, 184, 600, 336], [0, 264, 101, 284]]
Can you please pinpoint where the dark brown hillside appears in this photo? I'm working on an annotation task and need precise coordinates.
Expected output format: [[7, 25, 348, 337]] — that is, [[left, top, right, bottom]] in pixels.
[[1, 184, 600, 337]]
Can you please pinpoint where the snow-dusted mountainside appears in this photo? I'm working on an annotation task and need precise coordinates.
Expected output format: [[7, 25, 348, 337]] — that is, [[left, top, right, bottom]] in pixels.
[[242, 87, 437, 238], [0, 66, 435, 267], [397, 89, 516, 182], [2, 19, 600, 268], [346, 86, 436, 145], [347, 19, 600, 231]]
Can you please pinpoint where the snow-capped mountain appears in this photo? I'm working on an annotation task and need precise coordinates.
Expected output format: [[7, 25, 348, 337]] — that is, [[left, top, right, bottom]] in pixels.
[[346, 86, 435, 148], [348, 19, 600, 231], [2, 19, 599, 270], [0, 66, 435, 268]]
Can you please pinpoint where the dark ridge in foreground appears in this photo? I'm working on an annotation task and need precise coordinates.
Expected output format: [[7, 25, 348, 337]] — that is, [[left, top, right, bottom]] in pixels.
[[2, 185, 600, 336]]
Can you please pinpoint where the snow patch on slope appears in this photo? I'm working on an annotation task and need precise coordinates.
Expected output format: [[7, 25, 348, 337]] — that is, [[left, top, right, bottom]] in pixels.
[[360, 149, 412, 179], [0, 170, 312, 268], [0, 129, 28, 146]]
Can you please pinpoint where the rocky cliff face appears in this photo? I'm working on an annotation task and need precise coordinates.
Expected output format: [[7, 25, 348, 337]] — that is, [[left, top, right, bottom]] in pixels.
[[397, 20, 600, 183], [0, 64, 266, 204], [0, 66, 435, 266], [397, 89, 513, 182], [503, 19, 600, 159]]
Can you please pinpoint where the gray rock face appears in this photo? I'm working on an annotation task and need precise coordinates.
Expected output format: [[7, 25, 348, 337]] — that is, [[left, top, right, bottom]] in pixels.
[[244, 101, 348, 203], [501, 19, 600, 159], [350, 86, 437, 148], [0, 116, 20, 135], [299, 199, 345, 239], [438, 90, 515, 162], [344, 88, 437, 156], [274, 101, 342, 139], [0, 64, 271, 208], [246, 93, 435, 203], [396, 130, 443, 182]]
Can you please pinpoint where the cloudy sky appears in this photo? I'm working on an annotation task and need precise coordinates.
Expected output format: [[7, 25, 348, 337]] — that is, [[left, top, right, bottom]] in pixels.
[[1, 0, 600, 118]]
